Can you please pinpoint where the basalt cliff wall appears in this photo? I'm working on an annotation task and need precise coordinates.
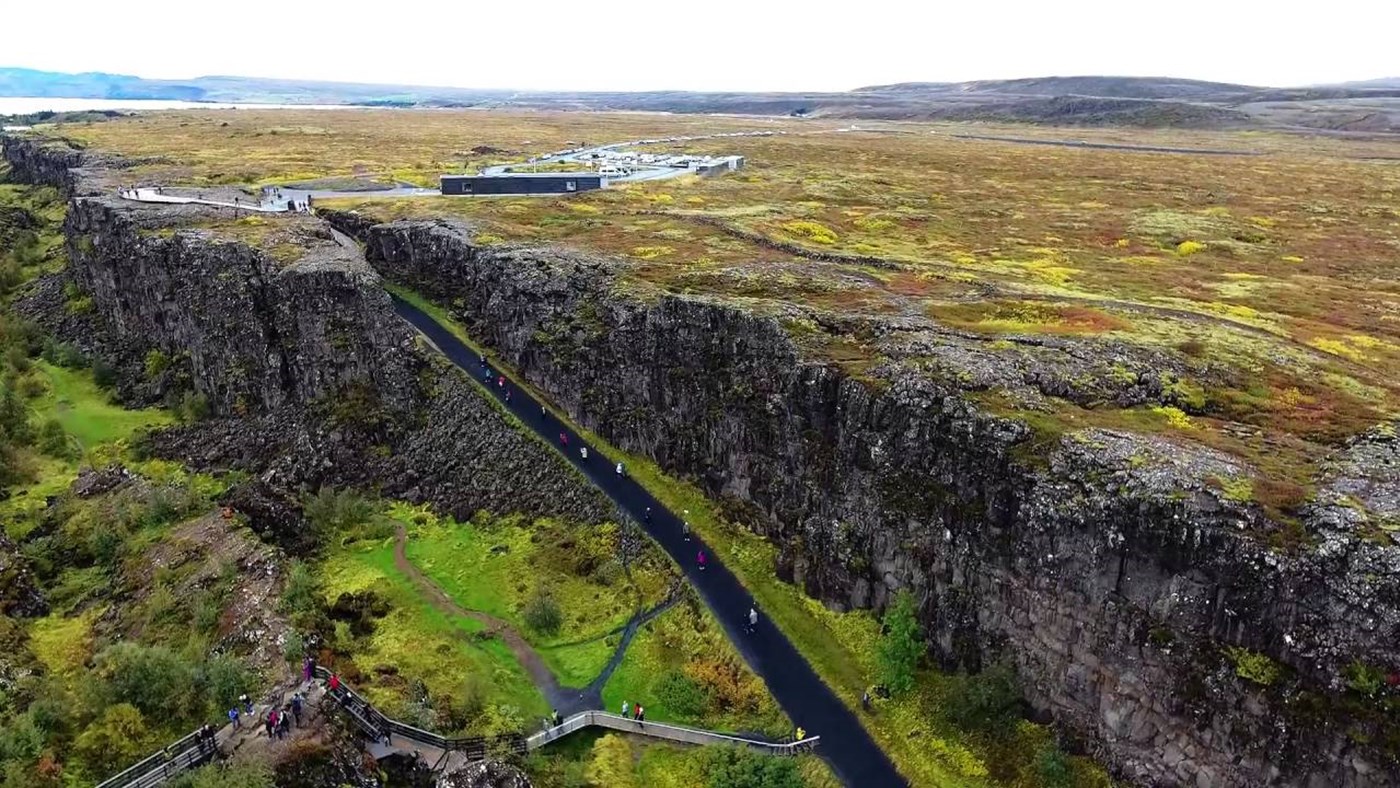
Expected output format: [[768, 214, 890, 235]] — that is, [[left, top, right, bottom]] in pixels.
[[1, 135, 611, 536], [327, 214, 1400, 788]]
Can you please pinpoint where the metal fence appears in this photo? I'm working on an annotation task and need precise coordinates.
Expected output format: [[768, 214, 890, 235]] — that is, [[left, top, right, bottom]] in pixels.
[[93, 730, 218, 788]]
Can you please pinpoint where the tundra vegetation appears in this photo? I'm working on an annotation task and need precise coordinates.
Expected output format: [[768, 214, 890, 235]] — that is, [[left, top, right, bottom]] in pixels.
[[11, 108, 1400, 785]]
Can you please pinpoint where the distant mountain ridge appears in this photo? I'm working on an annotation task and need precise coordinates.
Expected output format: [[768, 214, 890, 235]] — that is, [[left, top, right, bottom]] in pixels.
[[855, 76, 1261, 99], [3, 67, 1399, 133]]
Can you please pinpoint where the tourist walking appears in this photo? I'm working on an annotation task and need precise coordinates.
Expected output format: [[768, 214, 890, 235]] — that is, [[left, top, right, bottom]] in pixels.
[[682, 520, 690, 541], [580, 446, 588, 461], [747, 606, 759, 634], [621, 700, 630, 718], [560, 432, 569, 447], [615, 461, 625, 477], [644, 507, 652, 524], [635, 705, 644, 722], [291, 693, 303, 724], [228, 707, 240, 730], [303, 656, 314, 683], [697, 550, 707, 571], [552, 709, 562, 726], [278, 710, 291, 738], [264, 709, 277, 738], [329, 674, 341, 695]]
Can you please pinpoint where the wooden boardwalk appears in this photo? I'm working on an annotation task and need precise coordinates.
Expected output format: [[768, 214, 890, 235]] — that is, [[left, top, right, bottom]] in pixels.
[[527, 710, 819, 755]]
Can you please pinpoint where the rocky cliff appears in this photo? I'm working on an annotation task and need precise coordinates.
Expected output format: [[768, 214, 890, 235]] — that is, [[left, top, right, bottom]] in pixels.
[[327, 213, 1400, 788], [2, 135, 612, 542]]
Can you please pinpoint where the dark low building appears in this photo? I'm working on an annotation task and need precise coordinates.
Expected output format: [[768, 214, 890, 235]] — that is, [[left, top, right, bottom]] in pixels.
[[440, 173, 605, 196]]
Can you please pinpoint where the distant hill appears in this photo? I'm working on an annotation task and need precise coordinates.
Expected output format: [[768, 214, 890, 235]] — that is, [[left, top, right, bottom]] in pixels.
[[856, 76, 1259, 100], [3, 66, 1399, 133]]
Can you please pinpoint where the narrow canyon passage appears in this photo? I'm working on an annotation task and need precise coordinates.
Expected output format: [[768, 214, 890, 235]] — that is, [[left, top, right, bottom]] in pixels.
[[392, 294, 907, 788]]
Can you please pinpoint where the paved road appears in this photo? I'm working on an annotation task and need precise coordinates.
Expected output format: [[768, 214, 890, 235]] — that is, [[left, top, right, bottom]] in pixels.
[[392, 296, 905, 788]]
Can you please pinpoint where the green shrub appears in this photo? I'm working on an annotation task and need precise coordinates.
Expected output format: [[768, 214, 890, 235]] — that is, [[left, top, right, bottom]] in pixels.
[[1037, 746, 1073, 788], [280, 560, 325, 631], [1225, 646, 1283, 687], [703, 745, 804, 788], [653, 669, 707, 717], [945, 659, 1022, 734], [92, 359, 118, 389], [876, 591, 922, 696], [174, 391, 210, 424], [36, 419, 74, 459], [584, 734, 636, 788], [73, 704, 151, 776], [89, 643, 200, 719], [522, 589, 562, 636], [781, 220, 838, 245], [38, 340, 85, 370], [1344, 661, 1386, 697], [143, 349, 170, 379], [302, 486, 376, 542]]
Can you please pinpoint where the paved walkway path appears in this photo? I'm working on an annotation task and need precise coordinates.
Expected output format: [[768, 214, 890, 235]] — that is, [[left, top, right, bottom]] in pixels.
[[392, 296, 906, 787]]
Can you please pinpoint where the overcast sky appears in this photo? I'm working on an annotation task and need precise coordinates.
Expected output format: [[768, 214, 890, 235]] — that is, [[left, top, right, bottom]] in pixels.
[[10, 0, 1397, 91]]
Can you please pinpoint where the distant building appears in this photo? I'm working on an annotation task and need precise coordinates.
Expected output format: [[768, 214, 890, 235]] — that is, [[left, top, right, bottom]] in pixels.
[[440, 173, 605, 196], [694, 156, 746, 177]]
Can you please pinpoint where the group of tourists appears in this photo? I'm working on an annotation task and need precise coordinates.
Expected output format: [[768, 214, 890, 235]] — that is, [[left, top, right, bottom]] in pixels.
[[619, 700, 646, 723]]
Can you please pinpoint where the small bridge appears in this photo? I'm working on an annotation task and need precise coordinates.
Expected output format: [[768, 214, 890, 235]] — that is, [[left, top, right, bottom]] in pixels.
[[528, 710, 820, 756]]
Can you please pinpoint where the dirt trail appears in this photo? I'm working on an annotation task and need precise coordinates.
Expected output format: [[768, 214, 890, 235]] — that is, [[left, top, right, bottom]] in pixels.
[[391, 525, 589, 713]]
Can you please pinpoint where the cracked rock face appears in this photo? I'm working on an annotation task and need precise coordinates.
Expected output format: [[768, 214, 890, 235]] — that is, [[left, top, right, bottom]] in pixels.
[[334, 212, 1400, 788], [0, 533, 47, 618], [436, 760, 532, 788]]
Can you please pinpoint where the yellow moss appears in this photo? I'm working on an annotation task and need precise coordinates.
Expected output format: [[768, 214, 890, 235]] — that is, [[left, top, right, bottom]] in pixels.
[[29, 607, 103, 684], [1153, 406, 1195, 430], [1309, 337, 1368, 362], [631, 245, 674, 260], [1176, 240, 1208, 256], [781, 220, 839, 245]]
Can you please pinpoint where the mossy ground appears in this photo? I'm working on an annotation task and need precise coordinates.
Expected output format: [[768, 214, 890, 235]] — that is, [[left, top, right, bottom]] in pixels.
[[314, 534, 550, 731], [396, 502, 674, 688]]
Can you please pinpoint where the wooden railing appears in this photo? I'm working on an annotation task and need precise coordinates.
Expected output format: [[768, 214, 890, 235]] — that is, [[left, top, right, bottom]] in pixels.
[[314, 667, 525, 760], [93, 730, 218, 788]]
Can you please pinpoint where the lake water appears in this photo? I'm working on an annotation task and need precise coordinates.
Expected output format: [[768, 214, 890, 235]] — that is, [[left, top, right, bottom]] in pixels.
[[0, 97, 353, 114]]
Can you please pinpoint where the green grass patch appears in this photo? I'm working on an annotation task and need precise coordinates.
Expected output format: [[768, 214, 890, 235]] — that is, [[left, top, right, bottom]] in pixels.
[[28, 607, 102, 687], [28, 360, 173, 448], [396, 502, 674, 688], [317, 537, 549, 731]]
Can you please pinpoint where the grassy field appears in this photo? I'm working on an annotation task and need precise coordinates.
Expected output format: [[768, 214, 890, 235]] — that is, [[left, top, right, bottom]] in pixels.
[[395, 501, 675, 688], [316, 535, 551, 731], [30, 360, 172, 447]]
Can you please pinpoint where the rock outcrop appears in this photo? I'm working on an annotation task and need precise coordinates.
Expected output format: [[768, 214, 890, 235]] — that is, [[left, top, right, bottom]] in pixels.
[[332, 214, 1400, 788], [3, 135, 612, 543]]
